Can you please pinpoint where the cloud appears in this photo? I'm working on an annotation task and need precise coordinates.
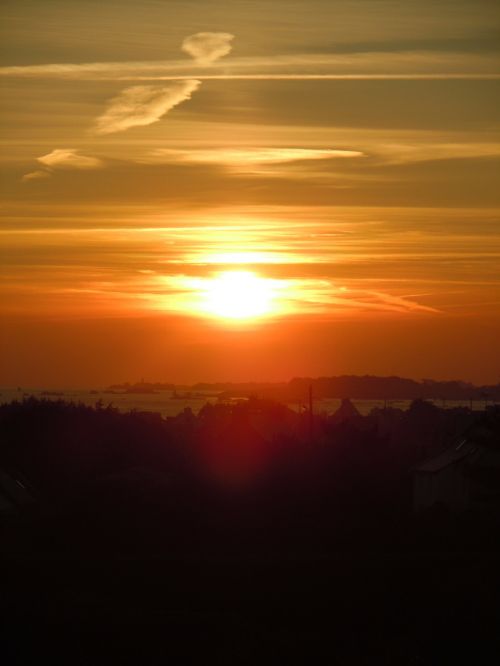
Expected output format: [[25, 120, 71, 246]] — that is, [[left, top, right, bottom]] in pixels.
[[22, 170, 51, 182], [1, 52, 498, 80], [374, 142, 500, 165], [94, 80, 201, 134], [360, 291, 439, 314], [145, 147, 364, 172], [22, 149, 104, 182], [37, 149, 104, 170], [181, 32, 234, 65]]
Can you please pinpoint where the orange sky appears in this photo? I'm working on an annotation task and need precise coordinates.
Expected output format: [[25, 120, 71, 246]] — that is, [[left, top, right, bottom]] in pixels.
[[1, 1, 499, 387]]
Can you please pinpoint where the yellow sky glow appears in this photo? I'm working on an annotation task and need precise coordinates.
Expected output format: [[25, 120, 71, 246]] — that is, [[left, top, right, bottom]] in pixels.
[[1, 0, 499, 385]]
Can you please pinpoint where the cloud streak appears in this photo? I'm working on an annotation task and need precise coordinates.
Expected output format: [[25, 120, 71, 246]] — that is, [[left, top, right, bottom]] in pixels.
[[94, 80, 201, 134], [145, 147, 364, 172], [181, 32, 234, 65], [22, 149, 104, 182], [1, 52, 498, 80], [373, 142, 500, 165], [37, 149, 104, 170], [22, 170, 51, 182]]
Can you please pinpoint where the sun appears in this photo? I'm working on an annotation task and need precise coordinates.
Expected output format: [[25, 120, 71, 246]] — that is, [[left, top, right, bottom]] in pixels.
[[202, 270, 276, 321]]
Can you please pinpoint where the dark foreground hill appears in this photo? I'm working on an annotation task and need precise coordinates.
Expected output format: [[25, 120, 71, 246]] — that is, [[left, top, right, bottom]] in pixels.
[[1, 398, 499, 664]]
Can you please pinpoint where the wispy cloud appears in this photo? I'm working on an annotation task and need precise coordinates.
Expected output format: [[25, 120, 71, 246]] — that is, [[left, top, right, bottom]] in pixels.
[[94, 80, 201, 134], [22, 170, 51, 182], [38, 149, 104, 170], [358, 290, 439, 314], [22, 149, 104, 182], [181, 32, 234, 65], [144, 147, 364, 173], [373, 142, 500, 165], [1, 52, 498, 80]]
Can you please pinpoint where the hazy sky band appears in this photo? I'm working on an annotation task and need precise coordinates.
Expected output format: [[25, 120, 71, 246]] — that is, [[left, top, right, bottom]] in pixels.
[[4, 74, 494, 81]]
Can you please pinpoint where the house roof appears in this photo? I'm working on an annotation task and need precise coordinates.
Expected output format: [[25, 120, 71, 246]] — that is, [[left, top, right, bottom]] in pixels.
[[414, 440, 476, 473], [330, 398, 360, 424], [416, 408, 500, 474]]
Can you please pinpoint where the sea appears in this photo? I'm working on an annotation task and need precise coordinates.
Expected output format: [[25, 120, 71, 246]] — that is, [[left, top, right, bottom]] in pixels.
[[0, 388, 479, 419]]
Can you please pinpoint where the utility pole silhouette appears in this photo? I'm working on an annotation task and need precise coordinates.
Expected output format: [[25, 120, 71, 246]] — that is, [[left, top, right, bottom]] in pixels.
[[308, 384, 314, 443]]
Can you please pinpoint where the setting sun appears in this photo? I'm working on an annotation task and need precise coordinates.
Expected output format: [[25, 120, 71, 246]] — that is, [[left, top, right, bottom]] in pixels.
[[202, 270, 276, 320]]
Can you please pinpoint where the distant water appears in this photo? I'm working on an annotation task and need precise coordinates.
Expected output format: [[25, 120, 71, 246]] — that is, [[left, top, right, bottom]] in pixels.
[[0, 388, 478, 418]]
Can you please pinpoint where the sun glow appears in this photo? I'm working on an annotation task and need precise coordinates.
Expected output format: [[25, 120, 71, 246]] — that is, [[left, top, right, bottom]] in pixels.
[[154, 269, 332, 321], [201, 270, 277, 320]]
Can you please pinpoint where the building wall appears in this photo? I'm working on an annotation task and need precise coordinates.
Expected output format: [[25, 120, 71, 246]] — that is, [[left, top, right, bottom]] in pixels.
[[414, 464, 470, 512]]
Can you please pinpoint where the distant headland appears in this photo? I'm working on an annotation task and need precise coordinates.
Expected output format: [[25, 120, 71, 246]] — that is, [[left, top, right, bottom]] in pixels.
[[107, 375, 500, 402]]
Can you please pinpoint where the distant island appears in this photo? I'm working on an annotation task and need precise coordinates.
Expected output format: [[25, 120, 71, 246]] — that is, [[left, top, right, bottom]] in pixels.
[[107, 375, 500, 402], [106, 381, 176, 394]]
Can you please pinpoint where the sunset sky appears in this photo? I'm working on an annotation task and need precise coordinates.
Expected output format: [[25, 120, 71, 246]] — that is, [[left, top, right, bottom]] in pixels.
[[1, 0, 499, 387]]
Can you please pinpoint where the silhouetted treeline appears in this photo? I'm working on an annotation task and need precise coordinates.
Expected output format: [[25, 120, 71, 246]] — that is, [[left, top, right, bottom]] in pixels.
[[1, 396, 500, 665], [1, 395, 499, 554]]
